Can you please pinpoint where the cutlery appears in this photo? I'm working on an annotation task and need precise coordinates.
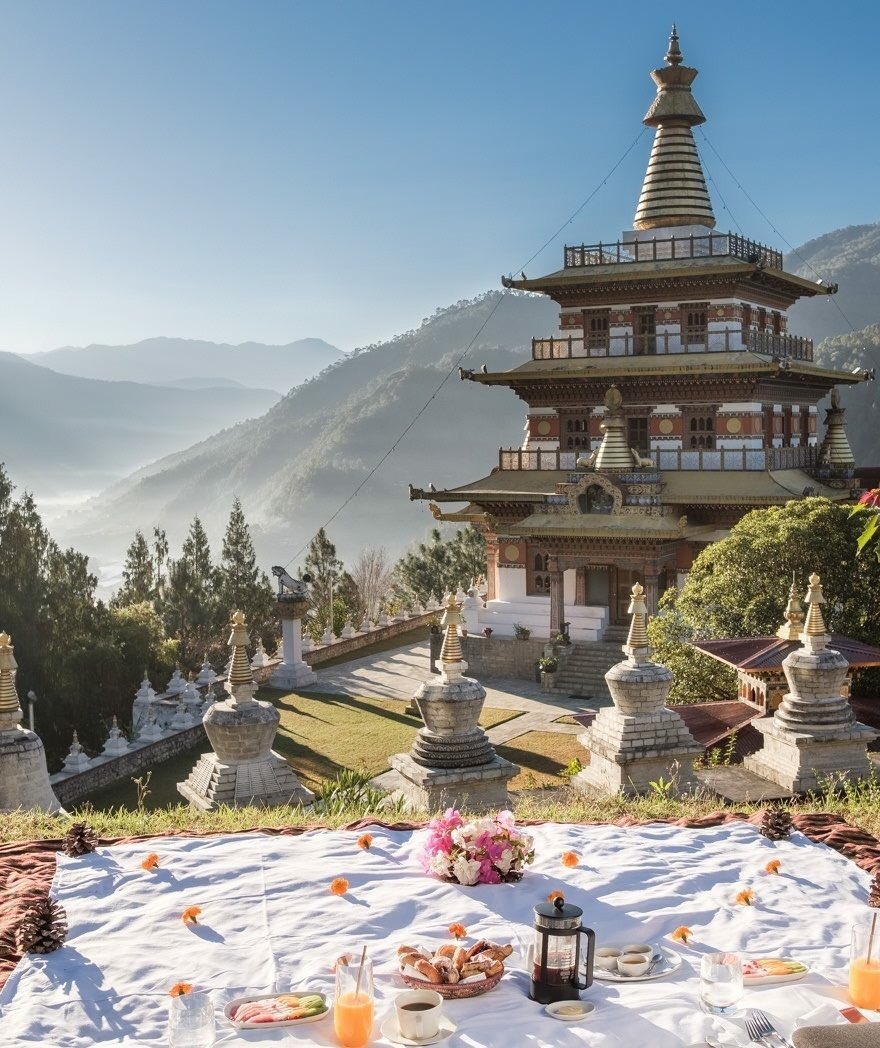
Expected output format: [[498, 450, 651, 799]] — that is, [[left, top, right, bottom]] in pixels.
[[748, 1008, 790, 1047], [744, 1014, 772, 1045], [644, 949, 664, 975]]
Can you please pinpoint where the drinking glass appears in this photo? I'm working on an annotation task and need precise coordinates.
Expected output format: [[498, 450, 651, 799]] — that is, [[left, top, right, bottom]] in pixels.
[[167, 990, 216, 1047], [850, 920, 880, 1009], [699, 952, 743, 1016], [334, 956, 374, 1048]]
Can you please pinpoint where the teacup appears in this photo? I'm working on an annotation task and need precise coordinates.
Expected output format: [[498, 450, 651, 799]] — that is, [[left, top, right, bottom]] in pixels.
[[617, 953, 651, 977], [622, 943, 652, 958], [595, 947, 622, 972], [395, 989, 443, 1040]]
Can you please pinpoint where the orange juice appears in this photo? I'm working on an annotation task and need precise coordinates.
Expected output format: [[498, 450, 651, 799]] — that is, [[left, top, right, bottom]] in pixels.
[[850, 957, 880, 1010], [334, 990, 374, 1048]]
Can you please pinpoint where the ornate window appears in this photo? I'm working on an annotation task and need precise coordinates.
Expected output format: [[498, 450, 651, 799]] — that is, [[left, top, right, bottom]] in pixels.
[[527, 550, 550, 595], [583, 308, 610, 352], [682, 302, 709, 348], [633, 307, 656, 355], [577, 485, 615, 514], [627, 416, 649, 452]]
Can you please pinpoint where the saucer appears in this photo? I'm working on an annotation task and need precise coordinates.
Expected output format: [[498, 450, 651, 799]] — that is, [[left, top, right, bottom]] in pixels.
[[380, 1012, 457, 1046], [545, 1000, 597, 1022]]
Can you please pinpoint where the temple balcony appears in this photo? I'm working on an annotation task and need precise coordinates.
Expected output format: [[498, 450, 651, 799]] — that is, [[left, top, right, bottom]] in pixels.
[[563, 231, 783, 270], [532, 327, 813, 362], [498, 444, 818, 472]]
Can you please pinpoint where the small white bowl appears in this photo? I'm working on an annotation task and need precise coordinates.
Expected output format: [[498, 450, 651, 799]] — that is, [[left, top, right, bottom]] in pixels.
[[595, 948, 622, 972], [545, 1000, 596, 1022], [621, 943, 652, 957], [617, 953, 651, 977]]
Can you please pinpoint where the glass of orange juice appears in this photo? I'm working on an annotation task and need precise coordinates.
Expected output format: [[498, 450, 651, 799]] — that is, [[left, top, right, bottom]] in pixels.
[[334, 956, 375, 1048], [850, 920, 880, 1010]]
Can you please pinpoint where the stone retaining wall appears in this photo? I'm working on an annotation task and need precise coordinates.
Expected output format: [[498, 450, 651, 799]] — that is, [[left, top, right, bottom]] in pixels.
[[461, 635, 547, 679], [51, 724, 207, 807], [303, 613, 435, 666]]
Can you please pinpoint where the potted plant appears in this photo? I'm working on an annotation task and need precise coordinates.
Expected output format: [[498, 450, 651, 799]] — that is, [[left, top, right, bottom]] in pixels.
[[513, 623, 531, 640], [481, 626, 494, 639], [538, 655, 559, 674]]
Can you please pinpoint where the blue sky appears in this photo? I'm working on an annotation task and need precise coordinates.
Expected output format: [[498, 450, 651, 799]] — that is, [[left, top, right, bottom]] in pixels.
[[1, 0, 878, 354]]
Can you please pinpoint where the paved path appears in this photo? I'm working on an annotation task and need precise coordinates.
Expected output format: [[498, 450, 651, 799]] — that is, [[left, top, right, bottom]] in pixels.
[[305, 639, 610, 751]]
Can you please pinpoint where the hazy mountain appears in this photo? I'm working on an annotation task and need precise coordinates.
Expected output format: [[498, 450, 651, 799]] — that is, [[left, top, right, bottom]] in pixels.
[[56, 293, 555, 565], [56, 221, 880, 575], [0, 352, 279, 494], [788, 222, 880, 343], [28, 336, 343, 395]]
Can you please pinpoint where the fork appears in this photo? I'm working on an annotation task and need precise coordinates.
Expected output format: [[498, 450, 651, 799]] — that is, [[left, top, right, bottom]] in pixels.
[[744, 1014, 770, 1045], [748, 1008, 790, 1047]]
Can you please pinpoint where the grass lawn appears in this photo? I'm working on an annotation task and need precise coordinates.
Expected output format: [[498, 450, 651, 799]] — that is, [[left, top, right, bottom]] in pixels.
[[78, 691, 520, 811], [497, 731, 581, 790]]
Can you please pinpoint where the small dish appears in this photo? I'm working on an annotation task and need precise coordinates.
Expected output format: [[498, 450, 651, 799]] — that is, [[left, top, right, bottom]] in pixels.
[[593, 946, 682, 982], [545, 1000, 596, 1023], [595, 947, 621, 972], [380, 1011, 457, 1046], [224, 990, 329, 1029]]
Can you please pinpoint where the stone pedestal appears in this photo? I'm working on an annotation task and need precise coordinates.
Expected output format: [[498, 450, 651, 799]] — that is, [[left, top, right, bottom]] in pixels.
[[390, 751, 518, 812], [268, 606, 317, 690], [574, 583, 702, 797], [178, 610, 314, 810], [744, 640, 877, 794], [0, 728, 62, 812]]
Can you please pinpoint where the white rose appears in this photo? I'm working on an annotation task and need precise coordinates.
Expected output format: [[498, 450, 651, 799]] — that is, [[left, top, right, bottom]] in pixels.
[[429, 853, 452, 877], [451, 855, 482, 886], [495, 848, 514, 875]]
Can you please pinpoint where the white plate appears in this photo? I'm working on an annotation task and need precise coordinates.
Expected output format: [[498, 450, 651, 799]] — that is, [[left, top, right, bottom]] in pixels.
[[743, 964, 810, 986], [593, 946, 682, 982], [224, 991, 330, 1029], [380, 1012, 457, 1046], [545, 1000, 597, 1022]]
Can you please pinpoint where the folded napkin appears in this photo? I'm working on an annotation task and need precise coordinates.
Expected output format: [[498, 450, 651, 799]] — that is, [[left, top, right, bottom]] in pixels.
[[793, 1025, 880, 1047]]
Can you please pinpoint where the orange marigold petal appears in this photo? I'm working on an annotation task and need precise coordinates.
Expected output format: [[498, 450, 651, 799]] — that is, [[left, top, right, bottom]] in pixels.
[[670, 926, 692, 943], [765, 860, 781, 875], [169, 982, 192, 997], [448, 922, 467, 939], [141, 853, 160, 871], [735, 889, 756, 906], [561, 851, 579, 868], [547, 890, 564, 903], [357, 834, 374, 850], [181, 906, 202, 924], [330, 877, 349, 896]]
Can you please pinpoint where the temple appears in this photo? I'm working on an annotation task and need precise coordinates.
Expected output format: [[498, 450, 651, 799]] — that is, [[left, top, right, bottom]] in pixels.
[[409, 27, 871, 642]]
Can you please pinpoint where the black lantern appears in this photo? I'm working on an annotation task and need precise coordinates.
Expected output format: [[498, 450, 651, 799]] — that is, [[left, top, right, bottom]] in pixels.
[[529, 896, 595, 1004]]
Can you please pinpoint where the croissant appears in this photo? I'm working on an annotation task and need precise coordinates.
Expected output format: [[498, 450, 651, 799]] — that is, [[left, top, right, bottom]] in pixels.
[[477, 945, 513, 963], [413, 959, 443, 983], [465, 939, 489, 960], [434, 943, 457, 959]]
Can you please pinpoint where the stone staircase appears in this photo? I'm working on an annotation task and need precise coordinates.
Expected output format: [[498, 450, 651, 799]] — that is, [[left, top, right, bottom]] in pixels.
[[547, 631, 628, 701]]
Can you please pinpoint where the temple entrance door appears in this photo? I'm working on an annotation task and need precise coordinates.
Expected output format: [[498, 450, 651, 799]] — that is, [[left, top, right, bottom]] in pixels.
[[614, 568, 644, 623]]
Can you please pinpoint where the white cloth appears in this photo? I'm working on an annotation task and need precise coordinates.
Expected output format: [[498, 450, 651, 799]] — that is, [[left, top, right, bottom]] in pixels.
[[0, 821, 875, 1046]]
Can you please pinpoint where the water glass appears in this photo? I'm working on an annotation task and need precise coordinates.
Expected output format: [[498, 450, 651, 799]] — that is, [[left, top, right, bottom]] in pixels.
[[168, 990, 216, 1047], [699, 952, 743, 1016]]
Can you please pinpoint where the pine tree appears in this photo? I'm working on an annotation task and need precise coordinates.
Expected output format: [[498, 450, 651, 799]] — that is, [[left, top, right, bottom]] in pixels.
[[115, 530, 154, 606], [302, 528, 357, 638], [214, 499, 274, 640], [164, 516, 217, 659], [394, 526, 486, 606]]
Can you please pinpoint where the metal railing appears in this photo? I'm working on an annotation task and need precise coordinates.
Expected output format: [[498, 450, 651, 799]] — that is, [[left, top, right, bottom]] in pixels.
[[531, 327, 813, 362], [498, 444, 818, 472], [563, 231, 783, 270]]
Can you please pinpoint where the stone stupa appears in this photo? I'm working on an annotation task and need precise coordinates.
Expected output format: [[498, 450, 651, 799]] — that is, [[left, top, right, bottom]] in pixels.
[[0, 630, 61, 813], [574, 582, 702, 796], [178, 610, 314, 810], [389, 595, 518, 812], [744, 572, 877, 792]]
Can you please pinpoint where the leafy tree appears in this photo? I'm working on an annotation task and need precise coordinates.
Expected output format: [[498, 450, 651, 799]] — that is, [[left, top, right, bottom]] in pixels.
[[648, 497, 880, 703], [163, 516, 218, 662], [115, 530, 154, 606], [302, 528, 357, 639], [349, 546, 393, 622], [394, 526, 486, 606], [214, 498, 275, 642]]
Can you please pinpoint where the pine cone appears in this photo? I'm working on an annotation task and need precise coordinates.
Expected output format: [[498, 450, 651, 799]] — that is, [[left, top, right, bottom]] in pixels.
[[760, 804, 792, 841], [868, 870, 880, 909], [15, 895, 68, 955], [62, 821, 98, 858]]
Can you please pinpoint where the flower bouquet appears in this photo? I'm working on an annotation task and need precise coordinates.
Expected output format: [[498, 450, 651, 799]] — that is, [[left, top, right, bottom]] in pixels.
[[419, 809, 535, 886]]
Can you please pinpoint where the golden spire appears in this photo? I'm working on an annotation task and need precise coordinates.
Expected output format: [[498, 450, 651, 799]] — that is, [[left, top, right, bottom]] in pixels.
[[439, 594, 464, 665], [0, 631, 23, 723], [594, 387, 641, 471], [634, 26, 715, 230], [818, 389, 855, 468], [776, 574, 805, 641], [803, 572, 828, 638], [625, 582, 650, 651], [227, 610, 256, 686]]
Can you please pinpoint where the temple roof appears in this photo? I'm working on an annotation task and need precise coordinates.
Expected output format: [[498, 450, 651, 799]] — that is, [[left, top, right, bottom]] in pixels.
[[507, 513, 716, 541], [693, 634, 880, 673], [465, 350, 866, 387]]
